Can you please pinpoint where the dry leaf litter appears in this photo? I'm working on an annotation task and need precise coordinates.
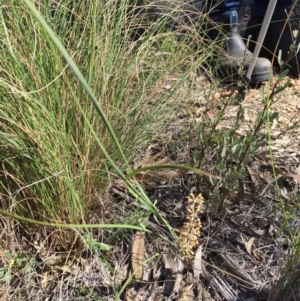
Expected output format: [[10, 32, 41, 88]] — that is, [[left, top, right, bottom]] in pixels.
[[1, 1, 300, 301]]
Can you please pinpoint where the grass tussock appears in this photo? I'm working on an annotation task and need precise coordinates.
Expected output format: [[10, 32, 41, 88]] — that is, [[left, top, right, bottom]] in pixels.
[[0, 1, 212, 229]]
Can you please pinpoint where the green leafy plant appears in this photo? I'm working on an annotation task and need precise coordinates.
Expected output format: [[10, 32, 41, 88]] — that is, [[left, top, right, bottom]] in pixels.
[[0, 251, 34, 281]]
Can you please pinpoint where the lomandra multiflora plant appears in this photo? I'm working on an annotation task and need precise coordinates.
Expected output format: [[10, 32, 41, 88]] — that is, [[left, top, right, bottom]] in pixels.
[[179, 193, 204, 260]]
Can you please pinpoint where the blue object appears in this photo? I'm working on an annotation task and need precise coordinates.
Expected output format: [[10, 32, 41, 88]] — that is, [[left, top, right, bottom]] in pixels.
[[204, 0, 294, 18]]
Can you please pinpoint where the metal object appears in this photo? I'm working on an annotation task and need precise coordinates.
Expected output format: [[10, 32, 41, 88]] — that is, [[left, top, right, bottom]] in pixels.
[[245, 0, 278, 81]]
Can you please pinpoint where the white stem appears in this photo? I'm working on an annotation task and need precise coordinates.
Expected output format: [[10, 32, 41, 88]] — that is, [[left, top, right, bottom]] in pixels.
[[246, 0, 278, 80]]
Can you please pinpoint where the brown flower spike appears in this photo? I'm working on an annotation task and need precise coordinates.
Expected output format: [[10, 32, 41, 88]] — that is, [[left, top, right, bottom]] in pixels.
[[179, 193, 204, 260]]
